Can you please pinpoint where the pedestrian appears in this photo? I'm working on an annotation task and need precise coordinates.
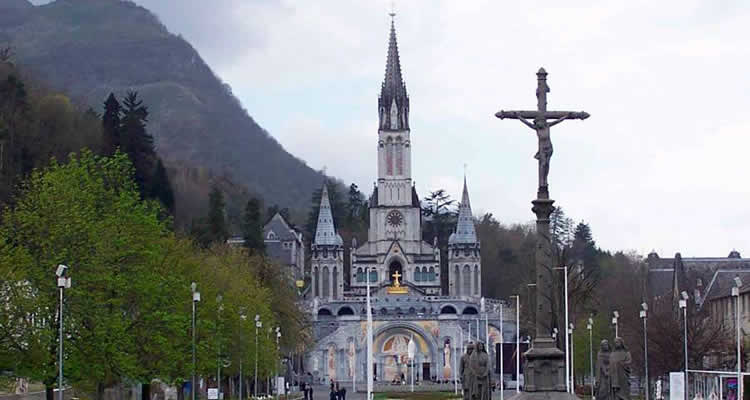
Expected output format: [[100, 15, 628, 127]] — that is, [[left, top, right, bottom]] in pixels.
[[308, 384, 314, 400], [329, 382, 337, 400], [339, 384, 347, 400], [301, 381, 307, 400]]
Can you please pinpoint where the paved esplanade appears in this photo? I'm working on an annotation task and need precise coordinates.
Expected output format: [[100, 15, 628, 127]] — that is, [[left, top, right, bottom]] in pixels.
[[495, 68, 589, 400], [305, 385, 518, 400]]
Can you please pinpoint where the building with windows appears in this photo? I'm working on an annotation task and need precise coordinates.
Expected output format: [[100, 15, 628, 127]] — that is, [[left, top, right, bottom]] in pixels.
[[303, 15, 515, 385]]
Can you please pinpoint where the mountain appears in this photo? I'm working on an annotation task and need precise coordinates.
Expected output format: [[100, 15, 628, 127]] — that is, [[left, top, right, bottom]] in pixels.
[[0, 0, 326, 222]]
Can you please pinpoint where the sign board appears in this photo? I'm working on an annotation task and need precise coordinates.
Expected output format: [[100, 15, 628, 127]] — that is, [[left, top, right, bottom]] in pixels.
[[207, 389, 218, 400], [670, 372, 685, 400]]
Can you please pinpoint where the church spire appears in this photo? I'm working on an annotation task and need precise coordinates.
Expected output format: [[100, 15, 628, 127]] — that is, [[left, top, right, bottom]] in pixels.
[[379, 12, 409, 131], [314, 184, 343, 246], [449, 176, 478, 244]]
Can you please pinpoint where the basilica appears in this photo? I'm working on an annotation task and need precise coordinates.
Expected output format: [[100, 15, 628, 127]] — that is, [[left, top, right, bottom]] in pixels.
[[302, 16, 516, 385]]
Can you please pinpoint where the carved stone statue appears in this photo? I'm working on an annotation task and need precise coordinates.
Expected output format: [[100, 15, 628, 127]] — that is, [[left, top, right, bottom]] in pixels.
[[460, 343, 475, 400], [610, 337, 632, 400], [595, 339, 612, 400], [443, 341, 452, 379], [470, 342, 491, 400], [348, 340, 356, 378]]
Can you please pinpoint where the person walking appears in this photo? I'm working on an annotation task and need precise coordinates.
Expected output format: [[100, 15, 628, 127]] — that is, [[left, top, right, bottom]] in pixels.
[[301, 381, 307, 400]]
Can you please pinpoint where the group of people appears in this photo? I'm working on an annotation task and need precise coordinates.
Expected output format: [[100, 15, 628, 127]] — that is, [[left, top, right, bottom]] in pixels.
[[459, 341, 493, 400], [596, 337, 633, 400], [328, 382, 346, 400]]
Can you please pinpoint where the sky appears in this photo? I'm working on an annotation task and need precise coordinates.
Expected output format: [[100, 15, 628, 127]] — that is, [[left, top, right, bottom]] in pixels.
[[32, 0, 750, 257]]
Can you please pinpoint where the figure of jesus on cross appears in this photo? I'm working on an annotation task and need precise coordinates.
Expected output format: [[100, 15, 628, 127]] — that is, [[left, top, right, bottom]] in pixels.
[[495, 68, 589, 199]]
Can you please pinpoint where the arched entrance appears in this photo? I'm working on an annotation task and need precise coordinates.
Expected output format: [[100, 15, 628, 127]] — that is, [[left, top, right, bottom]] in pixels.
[[373, 324, 438, 383], [389, 260, 403, 283]]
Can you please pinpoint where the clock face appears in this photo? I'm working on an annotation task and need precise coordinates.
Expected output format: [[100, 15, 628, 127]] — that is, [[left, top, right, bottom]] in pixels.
[[387, 210, 404, 227]]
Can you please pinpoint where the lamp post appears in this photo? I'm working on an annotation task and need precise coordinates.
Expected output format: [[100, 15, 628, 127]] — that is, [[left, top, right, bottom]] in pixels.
[[500, 303, 504, 400], [612, 311, 619, 338], [554, 266, 571, 393], [569, 323, 575, 392], [733, 277, 743, 400], [239, 311, 246, 400], [679, 291, 689, 400], [216, 295, 223, 399], [254, 315, 261, 398], [641, 303, 649, 400], [275, 327, 281, 396], [511, 294, 520, 393], [268, 327, 272, 395], [587, 317, 594, 400], [191, 282, 201, 400], [55, 264, 71, 400]]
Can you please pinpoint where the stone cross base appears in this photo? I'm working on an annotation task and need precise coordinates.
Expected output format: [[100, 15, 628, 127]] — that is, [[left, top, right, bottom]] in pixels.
[[523, 337, 569, 393]]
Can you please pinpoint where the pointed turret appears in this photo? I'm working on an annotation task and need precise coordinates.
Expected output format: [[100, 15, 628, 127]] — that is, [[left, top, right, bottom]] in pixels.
[[449, 176, 478, 244], [314, 184, 343, 246], [378, 14, 409, 131]]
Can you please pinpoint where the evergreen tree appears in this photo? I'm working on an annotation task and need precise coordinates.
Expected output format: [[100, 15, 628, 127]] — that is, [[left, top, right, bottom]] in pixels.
[[207, 185, 228, 244], [120, 91, 155, 190], [101, 93, 121, 154], [242, 197, 265, 255], [149, 159, 174, 213], [266, 204, 290, 224]]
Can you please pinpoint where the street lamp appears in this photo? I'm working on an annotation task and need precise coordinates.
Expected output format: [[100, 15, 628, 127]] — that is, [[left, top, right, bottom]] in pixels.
[[641, 303, 649, 400], [275, 327, 281, 396], [500, 303, 504, 400], [511, 295, 520, 393], [239, 311, 246, 400], [569, 323, 575, 393], [254, 315, 261, 398], [679, 291, 689, 400], [55, 264, 71, 400], [612, 311, 619, 338], [733, 277, 743, 400], [216, 295, 223, 400], [587, 317, 594, 400], [554, 266, 571, 394], [191, 282, 200, 400]]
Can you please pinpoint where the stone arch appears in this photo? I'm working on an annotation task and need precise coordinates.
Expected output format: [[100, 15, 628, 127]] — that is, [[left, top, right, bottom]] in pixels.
[[463, 306, 478, 315], [337, 306, 355, 316], [440, 305, 457, 314], [318, 308, 332, 316], [372, 321, 439, 377]]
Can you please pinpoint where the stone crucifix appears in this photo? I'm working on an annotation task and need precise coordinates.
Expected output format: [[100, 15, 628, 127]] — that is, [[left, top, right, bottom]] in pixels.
[[495, 68, 589, 199]]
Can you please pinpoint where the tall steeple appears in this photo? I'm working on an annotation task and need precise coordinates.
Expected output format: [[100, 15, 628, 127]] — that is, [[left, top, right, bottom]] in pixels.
[[449, 176, 478, 244], [314, 184, 343, 246], [378, 12, 409, 131]]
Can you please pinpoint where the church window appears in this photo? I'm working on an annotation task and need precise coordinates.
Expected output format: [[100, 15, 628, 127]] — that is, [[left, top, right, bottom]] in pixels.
[[322, 266, 330, 298], [370, 269, 378, 283], [414, 267, 421, 282], [323, 248, 328, 258], [386, 138, 394, 175], [314, 267, 320, 297], [464, 249, 471, 257], [463, 265, 471, 296], [429, 267, 435, 281], [390, 99, 399, 130], [333, 267, 338, 298], [395, 137, 403, 175], [454, 265, 460, 296], [357, 268, 364, 283], [474, 265, 480, 295]]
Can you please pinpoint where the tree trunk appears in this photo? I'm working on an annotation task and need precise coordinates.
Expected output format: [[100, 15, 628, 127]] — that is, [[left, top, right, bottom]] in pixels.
[[141, 383, 150, 400], [96, 382, 104, 400], [45, 386, 54, 400], [177, 383, 184, 400]]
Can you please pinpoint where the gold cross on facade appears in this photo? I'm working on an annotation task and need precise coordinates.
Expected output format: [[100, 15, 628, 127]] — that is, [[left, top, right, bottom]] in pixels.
[[392, 270, 402, 286]]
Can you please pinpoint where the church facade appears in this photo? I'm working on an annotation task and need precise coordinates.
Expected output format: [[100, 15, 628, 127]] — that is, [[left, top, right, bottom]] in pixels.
[[303, 17, 516, 385]]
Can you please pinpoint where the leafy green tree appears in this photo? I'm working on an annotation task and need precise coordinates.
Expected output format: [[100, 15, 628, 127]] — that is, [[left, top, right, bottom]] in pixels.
[[242, 197, 265, 255], [0, 151, 183, 400]]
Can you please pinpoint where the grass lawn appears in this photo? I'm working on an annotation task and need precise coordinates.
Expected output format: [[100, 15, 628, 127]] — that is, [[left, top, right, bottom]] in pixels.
[[373, 392, 461, 400]]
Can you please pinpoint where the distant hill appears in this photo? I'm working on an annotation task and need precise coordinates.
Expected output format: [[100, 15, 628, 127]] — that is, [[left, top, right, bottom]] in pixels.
[[0, 0, 326, 224]]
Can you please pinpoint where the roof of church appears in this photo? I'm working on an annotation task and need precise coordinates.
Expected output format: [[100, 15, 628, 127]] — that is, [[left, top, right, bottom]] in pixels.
[[263, 213, 300, 242], [378, 15, 409, 130], [314, 184, 343, 246], [449, 177, 478, 245]]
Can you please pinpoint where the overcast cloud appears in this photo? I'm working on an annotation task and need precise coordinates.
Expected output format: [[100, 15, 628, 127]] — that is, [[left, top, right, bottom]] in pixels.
[[32, 0, 750, 257]]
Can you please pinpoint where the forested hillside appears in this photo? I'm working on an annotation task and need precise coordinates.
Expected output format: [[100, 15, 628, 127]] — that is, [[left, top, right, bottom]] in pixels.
[[0, 0, 326, 224]]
